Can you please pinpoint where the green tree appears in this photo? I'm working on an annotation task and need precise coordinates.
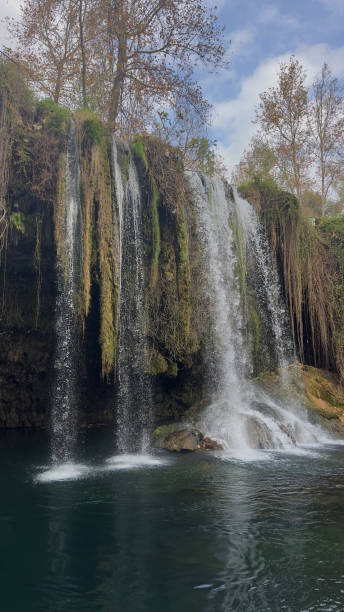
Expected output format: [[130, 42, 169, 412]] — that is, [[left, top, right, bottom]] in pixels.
[[231, 136, 276, 186]]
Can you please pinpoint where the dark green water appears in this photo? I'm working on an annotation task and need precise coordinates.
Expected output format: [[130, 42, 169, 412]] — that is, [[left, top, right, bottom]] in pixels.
[[1, 429, 344, 611]]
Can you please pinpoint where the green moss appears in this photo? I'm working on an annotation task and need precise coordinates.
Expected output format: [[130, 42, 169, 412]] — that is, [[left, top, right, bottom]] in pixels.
[[96, 147, 116, 379], [75, 114, 117, 379], [176, 211, 191, 344], [10, 210, 25, 234], [150, 350, 168, 375], [131, 139, 161, 290], [36, 99, 70, 138], [149, 179, 161, 288], [153, 424, 176, 446], [83, 118, 104, 147], [131, 140, 148, 169], [117, 144, 130, 190], [167, 361, 178, 378], [242, 177, 340, 377]]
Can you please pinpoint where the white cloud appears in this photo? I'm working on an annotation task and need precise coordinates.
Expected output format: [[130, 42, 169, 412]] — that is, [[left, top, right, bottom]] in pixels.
[[258, 4, 298, 27], [213, 54, 288, 174], [229, 27, 254, 56], [319, 0, 344, 14], [300, 43, 344, 82], [213, 44, 344, 175]]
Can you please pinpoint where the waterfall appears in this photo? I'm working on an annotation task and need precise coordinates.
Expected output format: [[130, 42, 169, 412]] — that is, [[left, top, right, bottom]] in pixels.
[[111, 136, 124, 286], [234, 188, 294, 371], [189, 173, 330, 456], [51, 121, 81, 464], [115, 157, 152, 454]]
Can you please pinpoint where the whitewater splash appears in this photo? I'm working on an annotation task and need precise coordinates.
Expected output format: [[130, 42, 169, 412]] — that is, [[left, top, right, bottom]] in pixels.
[[188, 173, 332, 456], [35, 463, 91, 483], [106, 454, 168, 470], [113, 148, 152, 454], [35, 455, 169, 483]]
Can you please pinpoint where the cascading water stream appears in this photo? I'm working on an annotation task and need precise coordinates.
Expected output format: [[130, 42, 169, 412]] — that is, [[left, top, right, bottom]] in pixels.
[[113, 155, 152, 455], [51, 120, 81, 465], [188, 172, 251, 453], [111, 136, 124, 286], [234, 188, 294, 371], [188, 173, 331, 456]]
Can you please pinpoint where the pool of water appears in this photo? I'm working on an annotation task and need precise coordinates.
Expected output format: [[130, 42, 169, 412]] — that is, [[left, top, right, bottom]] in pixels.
[[1, 429, 344, 611]]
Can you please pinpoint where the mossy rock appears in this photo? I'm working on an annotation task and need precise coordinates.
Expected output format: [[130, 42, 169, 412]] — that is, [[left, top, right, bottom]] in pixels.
[[153, 423, 202, 452], [301, 365, 344, 425], [255, 363, 344, 435], [153, 424, 176, 447]]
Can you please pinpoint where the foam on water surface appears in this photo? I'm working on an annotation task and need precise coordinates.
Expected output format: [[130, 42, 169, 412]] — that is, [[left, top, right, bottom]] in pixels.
[[105, 454, 169, 470], [35, 463, 91, 483]]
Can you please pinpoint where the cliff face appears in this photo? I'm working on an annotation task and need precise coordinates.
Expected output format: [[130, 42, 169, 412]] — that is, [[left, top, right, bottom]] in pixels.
[[2, 94, 344, 429], [241, 179, 344, 383], [1, 103, 210, 427]]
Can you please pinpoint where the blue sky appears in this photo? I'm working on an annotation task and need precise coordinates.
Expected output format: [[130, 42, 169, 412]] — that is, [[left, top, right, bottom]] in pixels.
[[203, 0, 344, 173], [1, 0, 344, 174]]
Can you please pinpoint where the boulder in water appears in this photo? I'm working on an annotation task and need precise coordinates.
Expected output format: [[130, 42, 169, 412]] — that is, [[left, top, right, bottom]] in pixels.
[[153, 424, 222, 452], [164, 429, 203, 452]]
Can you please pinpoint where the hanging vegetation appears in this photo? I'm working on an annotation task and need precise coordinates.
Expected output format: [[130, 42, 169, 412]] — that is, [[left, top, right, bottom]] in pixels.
[[76, 112, 118, 379], [131, 137, 199, 371], [241, 178, 342, 379]]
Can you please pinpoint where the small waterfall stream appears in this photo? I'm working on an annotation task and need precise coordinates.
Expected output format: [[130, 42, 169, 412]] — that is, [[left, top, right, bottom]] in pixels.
[[234, 188, 294, 371], [111, 136, 124, 286], [51, 120, 81, 465], [114, 154, 152, 454], [189, 173, 330, 456]]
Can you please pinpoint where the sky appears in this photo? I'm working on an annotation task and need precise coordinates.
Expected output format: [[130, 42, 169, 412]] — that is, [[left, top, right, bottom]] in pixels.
[[1, 0, 344, 175]]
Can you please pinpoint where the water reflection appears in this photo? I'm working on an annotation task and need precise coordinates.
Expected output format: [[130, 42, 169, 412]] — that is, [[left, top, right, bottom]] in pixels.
[[2, 432, 344, 611]]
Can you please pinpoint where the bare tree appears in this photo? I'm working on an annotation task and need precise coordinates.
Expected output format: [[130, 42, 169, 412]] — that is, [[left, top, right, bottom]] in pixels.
[[7, 0, 80, 104], [84, 0, 228, 132], [255, 56, 309, 202], [8, 0, 228, 136], [309, 63, 344, 216]]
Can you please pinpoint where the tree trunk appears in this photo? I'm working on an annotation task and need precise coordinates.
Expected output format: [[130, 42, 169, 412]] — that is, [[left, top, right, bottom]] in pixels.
[[79, 0, 88, 108], [108, 34, 127, 127], [53, 70, 62, 104]]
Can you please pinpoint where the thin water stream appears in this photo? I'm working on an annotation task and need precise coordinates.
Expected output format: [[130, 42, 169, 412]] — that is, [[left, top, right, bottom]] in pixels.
[[115, 154, 152, 454], [50, 120, 81, 467]]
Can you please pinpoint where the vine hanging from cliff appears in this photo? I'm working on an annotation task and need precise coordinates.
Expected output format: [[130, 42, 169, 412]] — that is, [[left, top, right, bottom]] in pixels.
[[242, 179, 339, 377], [131, 137, 199, 371], [76, 112, 118, 380]]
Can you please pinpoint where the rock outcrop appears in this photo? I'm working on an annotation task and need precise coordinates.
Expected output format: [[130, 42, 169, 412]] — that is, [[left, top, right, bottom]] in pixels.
[[255, 363, 344, 436], [153, 423, 223, 452]]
